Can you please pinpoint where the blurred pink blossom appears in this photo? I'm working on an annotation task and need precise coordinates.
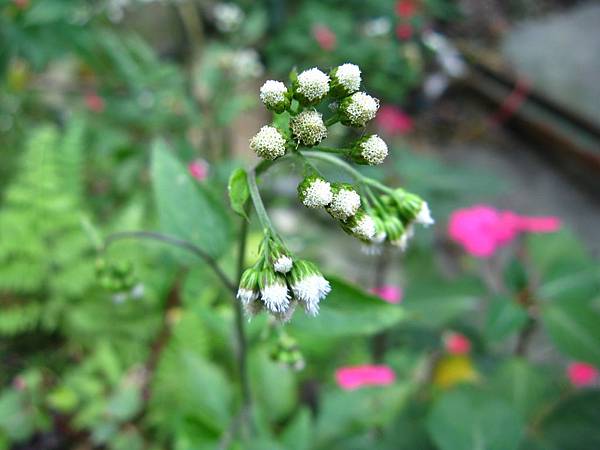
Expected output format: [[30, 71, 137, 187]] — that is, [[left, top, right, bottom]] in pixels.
[[567, 362, 598, 388], [376, 105, 413, 136], [395, 0, 417, 18], [444, 331, 471, 355], [371, 285, 403, 304], [336, 365, 396, 390], [448, 205, 561, 258], [312, 24, 336, 51], [85, 93, 105, 113], [188, 159, 209, 181], [395, 23, 413, 41]]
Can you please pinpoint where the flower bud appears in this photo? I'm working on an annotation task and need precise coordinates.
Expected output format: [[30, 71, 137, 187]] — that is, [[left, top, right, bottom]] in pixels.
[[273, 255, 293, 274], [288, 260, 331, 316], [293, 67, 330, 105], [297, 174, 333, 208], [343, 210, 377, 242], [258, 269, 290, 313], [250, 125, 287, 160], [394, 189, 434, 226], [327, 183, 361, 221], [290, 110, 327, 147], [259, 80, 291, 113], [350, 134, 388, 165], [237, 266, 260, 306], [329, 63, 361, 98], [339, 92, 380, 127]]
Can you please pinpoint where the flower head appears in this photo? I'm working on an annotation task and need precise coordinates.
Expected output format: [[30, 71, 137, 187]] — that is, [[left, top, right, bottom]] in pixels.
[[213, 2, 244, 33], [335, 365, 396, 390], [273, 255, 293, 274], [344, 210, 376, 241], [371, 285, 403, 304], [339, 92, 380, 127], [329, 63, 361, 97], [567, 362, 598, 388], [237, 267, 260, 306], [443, 331, 471, 355], [188, 159, 209, 181], [290, 110, 327, 147], [327, 184, 361, 221], [298, 175, 333, 208], [258, 270, 290, 313], [351, 134, 388, 165], [259, 80, 290, 113], [250, 125, 287, 160], [288, 260, 331, 316], [293, 68, 330, 105], [312, 24, 337, 51], [376, 105, 413, 136], [394, 190, 434, 227]]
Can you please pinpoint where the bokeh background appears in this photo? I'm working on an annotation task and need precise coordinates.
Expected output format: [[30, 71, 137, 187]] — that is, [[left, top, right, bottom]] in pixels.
[[1, 0, 599, 449]]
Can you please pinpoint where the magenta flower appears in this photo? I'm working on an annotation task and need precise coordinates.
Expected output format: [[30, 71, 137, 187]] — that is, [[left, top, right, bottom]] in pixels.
[[376, 105, 413, 136], [312, 24, 337, 51], [371, 285, 403, 304], [395, 23, 413, 41], [335, 365, 396, 390], [567, 362, 598, 388], [443, 331, 471, 355], [188, 159, 209, 182], [448, 204, 561, 258], [395, 0, 417, 18]]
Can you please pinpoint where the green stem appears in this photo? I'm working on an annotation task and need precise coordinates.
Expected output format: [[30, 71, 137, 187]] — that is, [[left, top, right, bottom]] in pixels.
[[325, 114, 340, 126], [310, 146, 348, 154], [247, 163, 276, 235], [300, 151, 363, 181]]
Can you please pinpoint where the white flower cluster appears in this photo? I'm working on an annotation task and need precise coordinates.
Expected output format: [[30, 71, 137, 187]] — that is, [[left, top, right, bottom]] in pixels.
[[291, 273, 331, 316], [328, 187, 361, 221], [260, 80, 288, 110], [273, 255, 293, 273], [334, 63, 361, 94], [290, 110, 327, 147], [249, 126, 286, 160], [350, 214, 377, 241], [359, 135, 388, 165], [213, 3, 244, 33], [340, 92, 380, 127], [299, 177, 333, 208], [295, 68, 330, 104]]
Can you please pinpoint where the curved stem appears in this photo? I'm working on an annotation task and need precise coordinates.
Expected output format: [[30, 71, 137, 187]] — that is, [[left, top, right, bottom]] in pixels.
[[247, 164, 276, 234], [104, 231, 236, 293], [300, 151, 364, 181]]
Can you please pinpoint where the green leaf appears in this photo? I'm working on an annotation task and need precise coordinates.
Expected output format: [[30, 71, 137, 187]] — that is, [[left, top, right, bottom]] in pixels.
[[485, 296, 529, 342], [228, 168, 249, 219], [47, 386, 79, 413], [290, 276, 405, 337], [541, 300, 600, 366], [427, 387, 524, 450], [280, 408, 313, 450], [151, 140, 232, 259]]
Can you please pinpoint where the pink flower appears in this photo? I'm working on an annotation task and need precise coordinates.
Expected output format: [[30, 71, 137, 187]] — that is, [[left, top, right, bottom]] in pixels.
[[335, 365, 396, 390], [443, 332, 471, 355], [13, 0, 29, 9], [312, 24, 336, 51], [371, 285, 403, 304], [395, 23, 413, 41], [84, 93, 105, 113], [567, 362, 598, 388], [376, 105, 413, 136], [188, 159, 209, 181], [395, 0, 417, 18], [448, 204, 561, 258]]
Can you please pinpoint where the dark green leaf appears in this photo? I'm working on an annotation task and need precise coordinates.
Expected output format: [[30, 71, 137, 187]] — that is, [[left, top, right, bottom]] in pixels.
[[485, 296, 529, 342]]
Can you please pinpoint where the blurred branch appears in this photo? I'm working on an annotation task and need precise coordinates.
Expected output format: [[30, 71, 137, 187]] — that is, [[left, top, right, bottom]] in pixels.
[[104, 230, 236, 293], [173, 0, 205, 57]]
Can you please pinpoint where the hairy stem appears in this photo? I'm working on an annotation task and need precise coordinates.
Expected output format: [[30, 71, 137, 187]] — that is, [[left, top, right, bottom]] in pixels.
[[104, 231, 236, 293]]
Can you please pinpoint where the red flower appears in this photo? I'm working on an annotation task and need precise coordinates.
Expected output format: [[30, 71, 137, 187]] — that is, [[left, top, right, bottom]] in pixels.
[[371, 285, 403, 304], [395, 23, 413, 41], [376, 105, 413, 136], [188, 159, 209, 181], [444, 332, 471, 355], [312, 24, 337, 51], [567, 362, 599, 388], [395, 0, 417, 19], [84, 93, 105, 113]]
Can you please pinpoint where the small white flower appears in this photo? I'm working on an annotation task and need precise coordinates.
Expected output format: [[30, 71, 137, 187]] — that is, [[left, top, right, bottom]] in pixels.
[[232, 49, 263, 79], [359, 135, 388, 165], [261, 281, 290, 313], [260, 80, 288, 110], [290, 110, 327, 147], [274, 255, 293, 273], [363, 17, 392, 37], [250, 125, 287, 160], [292, 275, 331, 316], [335, 63, 361, 93], [351, 214, 376, 241], [300, 177, 333, 208], [213, 2, 244, 33], [340, 92, 380, 127], [295, 68, 330, 103], [416, 202, 434, 226], [329, 188, 361, 220], [237, 288, 259, 305]]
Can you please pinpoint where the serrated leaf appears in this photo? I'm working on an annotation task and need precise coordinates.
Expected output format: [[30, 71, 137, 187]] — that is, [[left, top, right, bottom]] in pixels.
[[290, 276, 405, 337], [228, 168, 249, 219], [151, 140, 232, 259]]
